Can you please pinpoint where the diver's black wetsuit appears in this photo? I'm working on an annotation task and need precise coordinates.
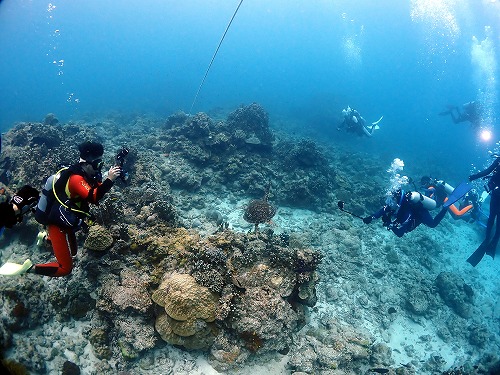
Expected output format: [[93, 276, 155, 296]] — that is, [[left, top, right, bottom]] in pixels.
[[339, 108, 374, 137], [372, 197, 447, 237], [450, 102, 481, 128], [469, 158, 500, 262], [0, 202, 17, 229]]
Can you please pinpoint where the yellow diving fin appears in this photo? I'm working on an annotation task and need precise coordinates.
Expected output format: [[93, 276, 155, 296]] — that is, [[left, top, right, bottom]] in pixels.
[[36, 230, 48, 246], [0, 259, 33, 276]]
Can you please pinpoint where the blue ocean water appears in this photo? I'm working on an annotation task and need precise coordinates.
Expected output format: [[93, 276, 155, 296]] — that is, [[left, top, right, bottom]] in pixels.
[[0, 0, 498, 177], [1, 2, 500, 372]]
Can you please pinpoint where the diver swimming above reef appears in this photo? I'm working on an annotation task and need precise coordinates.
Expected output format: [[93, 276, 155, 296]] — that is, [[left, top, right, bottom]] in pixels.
[[339, 158, 472, 237], [361, 181, 471, 237], [337, 106, 383, 137], [362, 189, 449, 237], [420, 176, 480, 221], [439, 100, 481, 129]]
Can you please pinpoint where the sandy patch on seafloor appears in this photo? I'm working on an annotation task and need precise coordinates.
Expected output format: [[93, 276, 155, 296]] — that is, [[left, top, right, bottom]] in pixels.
[[386, 316, 464, 368]]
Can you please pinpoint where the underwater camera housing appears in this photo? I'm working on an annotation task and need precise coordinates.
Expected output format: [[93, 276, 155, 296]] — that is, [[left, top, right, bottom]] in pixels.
[[116, 146, 129, 182]]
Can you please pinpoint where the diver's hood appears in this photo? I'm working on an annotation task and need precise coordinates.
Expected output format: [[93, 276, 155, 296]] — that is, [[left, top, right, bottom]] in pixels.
[[342, 106, 352, 117], [385, 195, 398, 210]]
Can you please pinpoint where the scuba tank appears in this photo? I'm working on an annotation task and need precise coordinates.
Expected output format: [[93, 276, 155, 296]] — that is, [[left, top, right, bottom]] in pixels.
[[35, 174, 56, 225], [436, 180, 454, 195], [408, 191, 437, 210], [35, 167, 87, 229]]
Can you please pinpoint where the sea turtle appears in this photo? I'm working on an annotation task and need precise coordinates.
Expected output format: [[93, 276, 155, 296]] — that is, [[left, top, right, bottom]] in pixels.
[[243, 184, 276, 233]]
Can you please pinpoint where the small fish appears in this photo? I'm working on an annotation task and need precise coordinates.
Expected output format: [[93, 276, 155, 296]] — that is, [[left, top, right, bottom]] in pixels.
[[369, 369, 389, 374]]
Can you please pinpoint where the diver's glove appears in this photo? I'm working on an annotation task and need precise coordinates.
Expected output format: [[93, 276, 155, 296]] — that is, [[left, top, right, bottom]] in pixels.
[[386, 223, 396, 231], [363, 216, 373, 224], [11, 185, 40, 216], [404, 191, 413, 202], [80, 220, 90, 233]]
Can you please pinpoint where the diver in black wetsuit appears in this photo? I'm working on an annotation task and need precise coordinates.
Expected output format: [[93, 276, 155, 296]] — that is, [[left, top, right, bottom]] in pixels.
[[439, 101, 481, 129], [0, 186, 39, 230], [467, 156, 500, 266], [363, 189, 448, 237], [338, 106, 382, 137]]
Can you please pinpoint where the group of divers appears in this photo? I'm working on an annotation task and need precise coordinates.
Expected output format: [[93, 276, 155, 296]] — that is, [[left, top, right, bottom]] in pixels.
[[0, 140, 123, 277], [0, 100, 497, 277], [338, 100, 500, 267]]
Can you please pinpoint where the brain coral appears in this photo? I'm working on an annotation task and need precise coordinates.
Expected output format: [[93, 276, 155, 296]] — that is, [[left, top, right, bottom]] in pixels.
[[84, 225, 114, 251], [155, 311, 216, 350], [152, 273, 219, 322], [152, 273, 220, 350]]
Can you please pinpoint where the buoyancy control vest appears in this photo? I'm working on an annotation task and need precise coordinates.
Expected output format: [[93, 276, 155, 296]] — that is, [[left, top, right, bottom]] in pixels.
[[35, 165, 91, 229]]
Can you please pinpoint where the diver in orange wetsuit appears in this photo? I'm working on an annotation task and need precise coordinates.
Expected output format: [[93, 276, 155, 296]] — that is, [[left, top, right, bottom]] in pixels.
[[33, 141, 121, 277], [420, 176, 476, 219]]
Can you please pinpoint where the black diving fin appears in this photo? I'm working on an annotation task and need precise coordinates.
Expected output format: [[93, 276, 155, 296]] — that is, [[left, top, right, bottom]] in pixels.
[[466, 243, 487, 267]]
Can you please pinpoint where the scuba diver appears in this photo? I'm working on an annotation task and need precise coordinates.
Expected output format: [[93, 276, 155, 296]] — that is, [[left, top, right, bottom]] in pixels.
[[420, 176, 477, 220], [439, 101, 481, 129], [1, 134, 41, 228], [0, 141, 121, 277], [338, 106, 383, 137], [450, 189, 481, 223], [363, 189, 448, 237], [0, 185, 39, 230], [467, 155, 500, 266]]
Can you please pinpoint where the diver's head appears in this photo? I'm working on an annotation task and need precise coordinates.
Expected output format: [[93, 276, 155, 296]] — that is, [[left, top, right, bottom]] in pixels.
[[79, 141, 104, 163], [420, 176, 433, 188], [386, 188, 405, 209], [465, 189, 478, 203], [78, 141, 104, 178]]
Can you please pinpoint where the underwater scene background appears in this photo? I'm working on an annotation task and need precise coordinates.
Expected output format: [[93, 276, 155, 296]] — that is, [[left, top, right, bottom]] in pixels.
[[0, 0, 500, 374]]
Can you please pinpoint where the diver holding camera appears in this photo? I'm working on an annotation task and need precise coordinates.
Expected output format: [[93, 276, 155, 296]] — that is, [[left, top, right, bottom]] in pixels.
[[115, 146, 130, 182]]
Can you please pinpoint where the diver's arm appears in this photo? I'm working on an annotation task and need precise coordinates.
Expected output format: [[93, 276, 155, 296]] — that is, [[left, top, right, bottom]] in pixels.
[[390, 225, 406, 238], [0, 202, 18, 228], [372, 205, 392, 219], [337, 119, 347, 131], [470, 158, 500, 181], [68, 175, 114, 204]]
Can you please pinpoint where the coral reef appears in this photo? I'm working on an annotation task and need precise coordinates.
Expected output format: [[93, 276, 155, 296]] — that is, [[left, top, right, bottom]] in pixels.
[[83, 225, 114, 251], [147, 230, 321, 366], [0, 106, 498, 374], [435, 272, 474, 319]]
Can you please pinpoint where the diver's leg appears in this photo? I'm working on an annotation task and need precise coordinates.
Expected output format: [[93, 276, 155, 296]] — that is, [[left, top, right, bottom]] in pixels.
[[362, 125, 374, 137], [450, 108, 461, 124], [34, 225, 75, 277], [483, 199, 497, 244], [486, 194, 500, 257], [424, 207, 447, 228], [486, 214, 500, 257]]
